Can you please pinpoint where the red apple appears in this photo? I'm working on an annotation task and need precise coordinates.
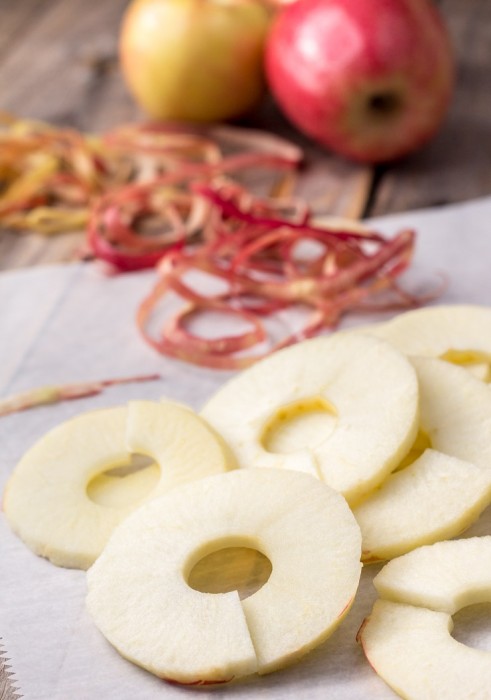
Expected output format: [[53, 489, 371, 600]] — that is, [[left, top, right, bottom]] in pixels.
[[265, 0, 454, 163], [120, 0, 271, 122]]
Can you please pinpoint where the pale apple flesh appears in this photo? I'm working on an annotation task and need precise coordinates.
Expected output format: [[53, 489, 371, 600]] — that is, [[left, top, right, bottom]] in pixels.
[[359, 600, 491, 700], [374, 536, 491, 613], [354, 450, 491, 563], [202, 333, 419, 505], [364, 304, 491, 381], [360, 538, 491, 698], [3, 400, 235, 569], [86, 469, 362, 684], [352, 357, 491, 562]]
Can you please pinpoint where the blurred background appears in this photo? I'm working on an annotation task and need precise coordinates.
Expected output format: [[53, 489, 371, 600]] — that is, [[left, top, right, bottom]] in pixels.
[[0, 0, 490, 269]]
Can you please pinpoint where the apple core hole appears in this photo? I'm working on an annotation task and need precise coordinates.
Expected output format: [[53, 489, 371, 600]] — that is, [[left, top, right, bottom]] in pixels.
[[451, 602, 491, 651], [367, 91, 402, 118], [395, 429, 432, 471], [262, 397, 337, 454], [87, 453, 160, 507], [188, 546, 272, 600], [440, 349, 491, 382]]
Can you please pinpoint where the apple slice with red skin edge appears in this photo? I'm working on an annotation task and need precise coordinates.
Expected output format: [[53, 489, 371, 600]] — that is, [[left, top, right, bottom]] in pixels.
[[202, 333, 419, 506], [86, 468, 362, 683], [359, 600, 491, 700], [353, 357, 491, 562], [3, 400, 235, 569], [265, 0, 454, 163], [360, 538, 491, 699]]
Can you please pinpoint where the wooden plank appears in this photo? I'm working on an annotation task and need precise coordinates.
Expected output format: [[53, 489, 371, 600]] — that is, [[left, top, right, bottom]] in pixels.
[[0, 0, 137, 129], [370, 0, 491, 216], [0, 0, 49, 59]]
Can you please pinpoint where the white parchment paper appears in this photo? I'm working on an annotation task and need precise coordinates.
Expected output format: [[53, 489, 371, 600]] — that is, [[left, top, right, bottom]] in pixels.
[[2, 196, 491, 700]]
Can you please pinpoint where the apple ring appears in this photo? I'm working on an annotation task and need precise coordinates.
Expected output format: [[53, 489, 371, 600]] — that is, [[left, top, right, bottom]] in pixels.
[[202, 333, 419, 505], [359, 538, 491, 699], [363, 304, 491, 381], [3, 400, 235, 569], [86, 468, 362, 684], [354, 357, 491, 562]]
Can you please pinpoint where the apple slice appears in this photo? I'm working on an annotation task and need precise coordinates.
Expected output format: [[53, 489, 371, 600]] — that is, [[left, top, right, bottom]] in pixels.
[[414, 356, 491, 469], [354, 450, 491, 563], [353, 357, 491, 561], [364, 304, 491, 380], [202, 333, 419, 505], [3, 400, 235, 569], [86, 468, 362, 683], [359, 600, 491, 700], [359, 538, 491, 699], [373, 537, 491, 613]]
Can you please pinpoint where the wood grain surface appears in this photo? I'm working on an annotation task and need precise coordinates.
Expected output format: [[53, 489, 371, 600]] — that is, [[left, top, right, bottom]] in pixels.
[[0, 0, 490, 269]]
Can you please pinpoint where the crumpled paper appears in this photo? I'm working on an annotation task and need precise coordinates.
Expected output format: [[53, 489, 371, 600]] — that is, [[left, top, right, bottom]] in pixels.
[[2, 196, 491, 700]]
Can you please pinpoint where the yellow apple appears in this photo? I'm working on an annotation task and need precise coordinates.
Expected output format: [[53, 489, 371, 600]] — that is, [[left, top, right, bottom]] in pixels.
[[120, 0, 270, 122]]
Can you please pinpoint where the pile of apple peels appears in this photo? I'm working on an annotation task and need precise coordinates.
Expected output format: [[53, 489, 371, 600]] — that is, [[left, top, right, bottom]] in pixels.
[[4, 304, 491, 698], [0, 115, 432, 370]]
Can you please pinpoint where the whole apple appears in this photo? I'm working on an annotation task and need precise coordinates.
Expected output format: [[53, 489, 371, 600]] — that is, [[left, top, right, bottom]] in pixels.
[[120, 0, 271, 122], [265, 0, 454, 163]]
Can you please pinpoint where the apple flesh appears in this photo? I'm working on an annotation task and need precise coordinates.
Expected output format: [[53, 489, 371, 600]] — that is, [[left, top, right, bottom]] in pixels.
[[265, 0, 454, 162], [360, 304, 491, 381], [201, 333, 419, 505], [3, 400, 235, 569], [360, 538, 491, 698], [86, 468, 362, 683], [120, 0, 270, 122], [353, 357, 491, 562]]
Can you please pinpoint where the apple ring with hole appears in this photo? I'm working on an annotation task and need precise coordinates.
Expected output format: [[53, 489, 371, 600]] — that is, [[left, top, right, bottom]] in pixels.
[[86, 468, 362, 684], [3, 400, 235, 569], [353, 357, 491, 563], [362, 304, 491, 382], [359, 538, 491, 699], [201, 333, 419, 505]]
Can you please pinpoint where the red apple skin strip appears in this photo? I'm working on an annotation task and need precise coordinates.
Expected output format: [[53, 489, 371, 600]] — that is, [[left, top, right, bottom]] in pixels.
[[136, 183, 426, 369], [0, 374, 160, 417]]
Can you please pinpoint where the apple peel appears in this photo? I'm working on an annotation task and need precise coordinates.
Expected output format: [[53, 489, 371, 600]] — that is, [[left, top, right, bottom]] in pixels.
[[3, 400, 235, 569], [86, 468, 362, 683]]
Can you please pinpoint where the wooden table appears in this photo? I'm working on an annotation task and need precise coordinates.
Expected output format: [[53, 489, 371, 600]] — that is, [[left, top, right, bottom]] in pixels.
[[0, 0, 490, 270]]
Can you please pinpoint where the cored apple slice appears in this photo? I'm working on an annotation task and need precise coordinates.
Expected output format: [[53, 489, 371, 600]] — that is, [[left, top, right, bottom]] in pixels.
[[353, 357, 491, 561], [354, 451, 491, 563], [415, 357, 491, 469], [86, 468, 362, 683], [359, 538, 491, 699], [374, 536, 491, 613], [359, 600, 491, 700], [202, 333, 419, 505], [364, 304, 491, 380], [3, 400, 234, 569]]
